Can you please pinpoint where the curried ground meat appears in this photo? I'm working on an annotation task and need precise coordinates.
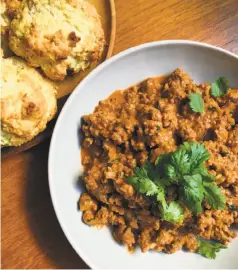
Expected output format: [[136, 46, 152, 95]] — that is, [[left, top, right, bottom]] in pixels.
[[79, 69, 238, 254]]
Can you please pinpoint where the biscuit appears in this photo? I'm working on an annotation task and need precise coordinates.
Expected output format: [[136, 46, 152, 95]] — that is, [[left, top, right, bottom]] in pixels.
[[4, 0, 22, 17], [1, 0, 22, 33], [0, 1, 10, 35], [9, 0, 105, 80], [1, 0, 21, 57], [1, 56, 57, 146]]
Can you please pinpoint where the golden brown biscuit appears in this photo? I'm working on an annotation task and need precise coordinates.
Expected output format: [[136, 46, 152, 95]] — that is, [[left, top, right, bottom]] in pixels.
[[0, 1, 10, 35], [1, 56, 57, 146], [1, 0, 20, 57], [4, 0, 22, 17], [1, 0, 22, 33], [9, 0, 105, 81]]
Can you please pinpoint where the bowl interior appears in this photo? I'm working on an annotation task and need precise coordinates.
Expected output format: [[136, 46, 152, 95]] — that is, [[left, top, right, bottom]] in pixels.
[[49, 41, 238, 269]]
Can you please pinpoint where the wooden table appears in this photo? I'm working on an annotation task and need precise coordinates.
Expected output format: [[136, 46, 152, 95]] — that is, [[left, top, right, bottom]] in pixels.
[[2, 0, 238, 268]]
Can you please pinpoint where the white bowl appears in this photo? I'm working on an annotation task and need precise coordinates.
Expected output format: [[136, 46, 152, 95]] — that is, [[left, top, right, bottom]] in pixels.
[[48, 40, 238, 269]]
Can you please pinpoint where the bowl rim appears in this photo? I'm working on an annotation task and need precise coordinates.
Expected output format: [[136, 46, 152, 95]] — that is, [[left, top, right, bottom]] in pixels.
[[48, 40, 238, 269]]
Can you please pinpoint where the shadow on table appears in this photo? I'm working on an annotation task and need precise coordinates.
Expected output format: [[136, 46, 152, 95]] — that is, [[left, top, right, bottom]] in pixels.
[[25, 139, 89, 269]]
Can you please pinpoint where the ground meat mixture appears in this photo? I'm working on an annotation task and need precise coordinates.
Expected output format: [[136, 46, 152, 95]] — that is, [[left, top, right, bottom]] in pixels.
[[79, 69, 238, 255]]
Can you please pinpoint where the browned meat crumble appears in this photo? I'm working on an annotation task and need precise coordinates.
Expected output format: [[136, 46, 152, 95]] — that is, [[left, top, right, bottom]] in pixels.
[[79, 69, 238, 254]]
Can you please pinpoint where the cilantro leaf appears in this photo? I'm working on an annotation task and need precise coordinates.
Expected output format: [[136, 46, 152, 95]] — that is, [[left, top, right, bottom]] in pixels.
[[127, 163, 184, 223], [155, 153, 170, 168], [155, 154, 165, 166], [168, 147, 190, 177], [211, 77, 229, 97], [127, 164, 165, 201], [127, 168, 159, 197], [161, 201, 184, 224], [165, 164, 178, 180], [163, 142, 209, 180], [179, 175, 204, 214], [143, 161, 160, 182], [197, 238, 227, 259], [155, 142, 225, 213], [156, 147, 190, 182], [193, 164, 211, 178], [203, 181, 226, 210], [127, 175, 158, 196], [183, 142, 210, 173], [189, 93, 204, 114], [155, 154, 175, 186]]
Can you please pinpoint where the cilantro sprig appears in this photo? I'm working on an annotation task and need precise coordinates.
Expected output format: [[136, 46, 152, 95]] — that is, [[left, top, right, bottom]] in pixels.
[[155, 142, 225, 214], [189, 93, 204, 114], [128, 162, 184, 224], [211, 77, 229, 97], [197, 238, 227, 259], [127, 142, 226, 223]]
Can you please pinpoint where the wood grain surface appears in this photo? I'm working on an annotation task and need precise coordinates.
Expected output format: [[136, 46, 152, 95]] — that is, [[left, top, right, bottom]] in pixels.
[[2, 0, 238, 269]]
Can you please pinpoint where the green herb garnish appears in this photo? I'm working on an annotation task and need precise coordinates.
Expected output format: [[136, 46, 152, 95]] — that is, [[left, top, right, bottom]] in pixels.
[[189, 93, 204, 114], [211, 77, 229, 97], [203, 181, 225, 210], [127, 142, 225, 222], [197, 238, 227, 259], [128, 162, 184, 224], [179, 174, 204, 214], [157, 142, 225, 213]]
